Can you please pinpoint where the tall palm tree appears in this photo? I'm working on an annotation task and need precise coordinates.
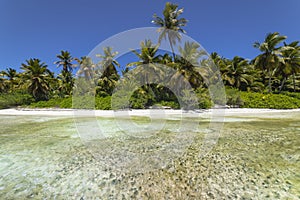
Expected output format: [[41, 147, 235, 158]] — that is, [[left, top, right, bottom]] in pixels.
[[96, 47, 120, 96], [55, 50, 75, 96], [152, 2, 187, 60], [21, 59, 52, 101], [253, 32, 287, 92], [55, 50, 75, 73]]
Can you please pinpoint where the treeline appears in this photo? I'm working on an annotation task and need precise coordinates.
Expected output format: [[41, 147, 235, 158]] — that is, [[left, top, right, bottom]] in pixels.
[[0, 2, 299, 109]]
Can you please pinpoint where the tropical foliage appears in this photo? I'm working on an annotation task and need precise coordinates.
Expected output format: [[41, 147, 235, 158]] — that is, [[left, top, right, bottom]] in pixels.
[[55, 50, 76, 97], [253, 32, 287, 93], [152, 2, 187, 59], [21, 59, 53, 101]]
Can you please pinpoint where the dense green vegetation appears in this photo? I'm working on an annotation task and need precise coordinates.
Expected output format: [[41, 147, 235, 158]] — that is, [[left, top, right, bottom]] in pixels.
[[0, 92, 33, 109], [29, 96, 112, 110], [225, 88, 300, 109], [0, 2, 299, 110]]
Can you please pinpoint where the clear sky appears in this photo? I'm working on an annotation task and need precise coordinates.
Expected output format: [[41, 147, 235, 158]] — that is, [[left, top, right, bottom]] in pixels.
[[1, 0, 300, 73]]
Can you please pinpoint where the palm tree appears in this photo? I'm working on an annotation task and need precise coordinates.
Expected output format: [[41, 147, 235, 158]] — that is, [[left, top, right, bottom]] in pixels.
[[245, 66, 265, 92], [210, 52, 230, 85], [97, 47, 120, 78], [152, 2, 187, 60], [96, 47, 120, 96], [0, 71, 8, 93], [127, 40, 161, 66], [127, 40, 163, 82], [223, 56, 255, 90], [21, 59, 52, 101], [253, 32, 287, 92], [55, 50, 76, 73], [76, 56, 96, 81], [159, 52, 173, 65], [212, 53, 263, 92], [55, 50, 76, 96], [57, 71, 74, 97], [1, 67, 19, 92], [171, 41, 205, 89], [127, 40, 169, 105], [278, 41, 300, 92]]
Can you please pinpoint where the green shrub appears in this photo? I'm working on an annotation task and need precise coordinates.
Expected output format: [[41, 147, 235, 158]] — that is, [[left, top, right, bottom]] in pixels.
[[24, 91, 300, 110], [154, 101, 180, 109], [0, 93, 34, 109], [95, 96, 112, 110], [129, 90, 150, 109], [198, 98, 213, 109], [195, 87, 213, 109], [225, 88, 244, 107], [130, 97, 148, 109], [59, 98, 72, 108], [29, 98, 72, 108], [72, 96, 95, 109], [29, 96, 112, 110], [281, 92, 300, 100], [240, 92, 300, 109]]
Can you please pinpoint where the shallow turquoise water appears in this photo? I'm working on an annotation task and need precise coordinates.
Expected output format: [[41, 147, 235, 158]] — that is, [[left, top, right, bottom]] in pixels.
[[0, 113, 299, 199]]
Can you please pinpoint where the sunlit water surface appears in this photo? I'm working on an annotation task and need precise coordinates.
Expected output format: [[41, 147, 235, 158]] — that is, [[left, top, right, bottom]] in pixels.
[[0, 112, 299, 199]]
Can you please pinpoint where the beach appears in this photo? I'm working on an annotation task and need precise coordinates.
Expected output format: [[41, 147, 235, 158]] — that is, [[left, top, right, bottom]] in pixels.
[[1, 108, 300, 117]]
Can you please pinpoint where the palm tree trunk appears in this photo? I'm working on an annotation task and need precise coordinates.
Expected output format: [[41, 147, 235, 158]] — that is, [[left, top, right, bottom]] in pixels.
[[268, 68, 272, 93], [293, 73, 296, 92], [279, 77, 286, 93], [168, 34, 176, 61]]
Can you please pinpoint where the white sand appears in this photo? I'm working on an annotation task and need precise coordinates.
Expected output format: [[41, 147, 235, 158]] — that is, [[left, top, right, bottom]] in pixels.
[[0, 108, 299, 118]]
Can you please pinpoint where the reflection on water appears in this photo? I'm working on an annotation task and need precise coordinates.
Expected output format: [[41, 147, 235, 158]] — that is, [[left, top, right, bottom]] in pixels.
[[0, 113, 299, 199]]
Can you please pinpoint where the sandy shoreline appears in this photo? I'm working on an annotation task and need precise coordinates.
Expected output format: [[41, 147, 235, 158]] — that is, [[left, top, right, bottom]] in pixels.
[[0, 108, 299, 118]]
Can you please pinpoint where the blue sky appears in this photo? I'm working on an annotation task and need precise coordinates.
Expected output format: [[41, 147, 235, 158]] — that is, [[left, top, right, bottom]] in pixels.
[[0, 0, 300, 73]]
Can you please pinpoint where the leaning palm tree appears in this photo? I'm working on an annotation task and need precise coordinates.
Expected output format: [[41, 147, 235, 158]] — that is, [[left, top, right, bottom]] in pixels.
[[152, 2, 187, 60], [253, 32, 287, 92], [21, 59, 52, 101]]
